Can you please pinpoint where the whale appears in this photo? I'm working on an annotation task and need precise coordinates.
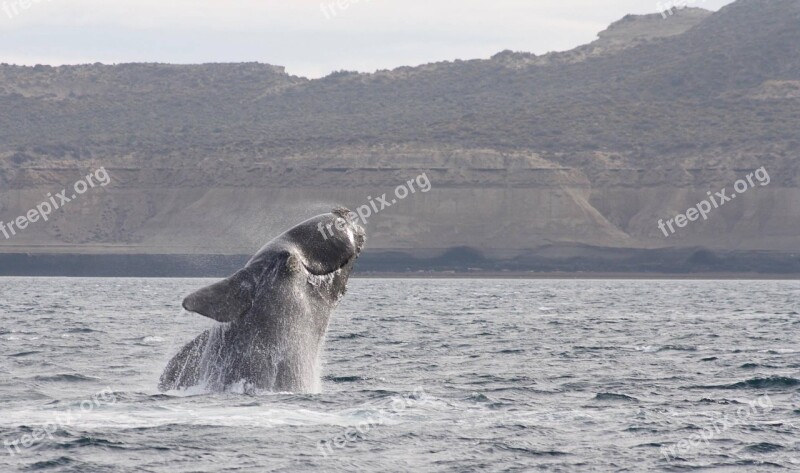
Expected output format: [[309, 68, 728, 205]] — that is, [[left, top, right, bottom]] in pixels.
[[158, 207, 366, 393]]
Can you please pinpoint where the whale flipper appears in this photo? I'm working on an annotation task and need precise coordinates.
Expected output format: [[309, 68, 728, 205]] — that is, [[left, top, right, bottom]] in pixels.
[[182, 269, 256, 322]]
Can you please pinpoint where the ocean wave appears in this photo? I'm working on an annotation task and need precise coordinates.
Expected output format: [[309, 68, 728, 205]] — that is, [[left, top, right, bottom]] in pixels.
[[66, 328, 103, 334], [741, 442, 785, 453], [323, 375, 371, 383], [9, 351, 42, 357], [32, 373, 101, 383], [656, 345, 698, 352], [25, 456, 77, 470], [593, 393, 639, 402], [692, 376, 800, 390]]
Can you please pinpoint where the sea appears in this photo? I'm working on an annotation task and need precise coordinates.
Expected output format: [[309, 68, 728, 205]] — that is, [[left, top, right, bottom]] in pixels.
[[0, 277, 798, 472]]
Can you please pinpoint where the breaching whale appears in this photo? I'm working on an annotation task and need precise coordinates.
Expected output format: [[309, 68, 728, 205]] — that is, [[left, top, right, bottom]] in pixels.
[[159, 208, 366, 393]]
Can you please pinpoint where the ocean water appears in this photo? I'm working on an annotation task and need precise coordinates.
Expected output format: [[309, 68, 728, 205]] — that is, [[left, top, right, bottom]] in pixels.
[[0, 277, 798, 472]]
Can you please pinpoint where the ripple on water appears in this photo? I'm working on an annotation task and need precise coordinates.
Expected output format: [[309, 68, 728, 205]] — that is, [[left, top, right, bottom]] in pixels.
[[593, 393, 640, 403], [694, 376, 800, 390], [31, 374, 101, 383]]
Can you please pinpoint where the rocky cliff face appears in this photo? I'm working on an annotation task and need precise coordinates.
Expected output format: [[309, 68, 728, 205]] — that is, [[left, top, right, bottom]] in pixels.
[[1, 0, 798, 267]]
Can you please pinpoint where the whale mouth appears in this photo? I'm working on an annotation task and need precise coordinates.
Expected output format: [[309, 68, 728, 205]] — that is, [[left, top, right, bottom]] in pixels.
[[302, 253, 357, 277]]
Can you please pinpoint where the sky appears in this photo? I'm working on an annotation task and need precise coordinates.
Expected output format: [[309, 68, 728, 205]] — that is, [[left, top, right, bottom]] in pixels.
[[0, 0, 737, 78]]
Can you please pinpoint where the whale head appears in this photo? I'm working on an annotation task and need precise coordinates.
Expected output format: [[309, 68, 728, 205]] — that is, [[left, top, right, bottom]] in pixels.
[[272, 206, 366, 278], [182, 207, 366, 324]]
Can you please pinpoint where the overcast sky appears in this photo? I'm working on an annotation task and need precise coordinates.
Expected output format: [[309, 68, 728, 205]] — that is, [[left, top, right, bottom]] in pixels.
[[0, 0, 736, 78]]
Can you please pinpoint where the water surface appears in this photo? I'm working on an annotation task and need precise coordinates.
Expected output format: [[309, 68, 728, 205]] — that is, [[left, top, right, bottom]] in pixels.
[[1, 278, 798, 471]]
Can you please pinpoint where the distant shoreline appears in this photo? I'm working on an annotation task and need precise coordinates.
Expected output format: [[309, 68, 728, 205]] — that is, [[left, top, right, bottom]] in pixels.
[[355, 271, 800, 280], [1, 273, 796, 280], [1, 251, 799, 278]]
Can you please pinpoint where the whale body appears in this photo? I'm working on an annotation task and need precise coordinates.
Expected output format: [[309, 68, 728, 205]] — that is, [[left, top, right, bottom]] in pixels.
[[159, 208, 365, 393]]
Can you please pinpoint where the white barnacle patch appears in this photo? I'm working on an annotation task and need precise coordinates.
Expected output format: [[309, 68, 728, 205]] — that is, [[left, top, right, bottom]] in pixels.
[[286, 254, 304, 273]]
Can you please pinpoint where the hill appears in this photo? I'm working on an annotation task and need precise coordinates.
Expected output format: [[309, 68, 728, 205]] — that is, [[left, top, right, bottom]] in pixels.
[[1, 0, 799, 274]]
